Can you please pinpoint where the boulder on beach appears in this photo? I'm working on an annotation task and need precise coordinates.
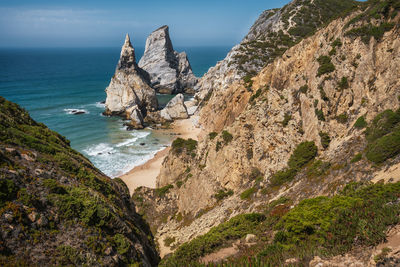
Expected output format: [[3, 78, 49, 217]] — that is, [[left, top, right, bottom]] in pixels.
[[126, 104, 144, 129], [160, 94, 189, 121]]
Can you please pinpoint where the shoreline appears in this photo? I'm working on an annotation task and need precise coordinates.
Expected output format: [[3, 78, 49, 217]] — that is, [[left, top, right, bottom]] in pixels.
[[120, 116, 201, 195]]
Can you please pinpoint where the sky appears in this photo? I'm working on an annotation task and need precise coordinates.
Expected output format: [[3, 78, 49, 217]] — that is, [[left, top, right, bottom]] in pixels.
[[0, 0, 292, 48]]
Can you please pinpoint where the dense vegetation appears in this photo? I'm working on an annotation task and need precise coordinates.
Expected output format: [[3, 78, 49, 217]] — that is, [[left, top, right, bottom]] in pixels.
[[159, 213, 266, 266], [345, 0, 399, 44], [162, 182, 400, 266], [0, 97, 159, 266]]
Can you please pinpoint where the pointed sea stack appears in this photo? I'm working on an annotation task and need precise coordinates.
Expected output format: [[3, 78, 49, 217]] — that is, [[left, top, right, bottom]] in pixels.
[[104, 34, 157, 129], [138, 25, 198, 94]]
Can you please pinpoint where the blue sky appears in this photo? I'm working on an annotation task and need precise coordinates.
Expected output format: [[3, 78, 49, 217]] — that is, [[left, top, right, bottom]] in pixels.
[[0, 0, 291, 48]]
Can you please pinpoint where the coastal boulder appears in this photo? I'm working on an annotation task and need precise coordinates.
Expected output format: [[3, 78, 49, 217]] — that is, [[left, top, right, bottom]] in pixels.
[[126, 104, 144, 129], [160, 94, 189, 121], [138, 25, 198, 94], [104, 34, 157, 120]]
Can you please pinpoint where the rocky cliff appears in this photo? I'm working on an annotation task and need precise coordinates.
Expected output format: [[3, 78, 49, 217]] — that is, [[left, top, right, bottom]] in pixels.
[[194, 0, 357, 107], [0, 97, 159, 266], [104, 34, 158, 129], [138, 26, 198, 94], [135, 0, 400, 265]]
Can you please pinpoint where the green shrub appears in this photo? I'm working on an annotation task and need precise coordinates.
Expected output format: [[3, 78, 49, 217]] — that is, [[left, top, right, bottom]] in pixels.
[[365, 109, 400, 142], [269, 168, 297, 187], [350, 153, 362, 163], [216, 141, 222, 152], [337, 77, 349, 90], [222, 130, 233, 144], [113, 234, 131, 255], [345, 23, 394, 44], [208, 132, 218, 140], [249, 88, 262, 104], [176, 181, 183, 188], [240, 187, 256, 200], [331, 38, 342, 48], [288, 141, 318, 170], [354, 116, 367, 129], [315, 108, 326, 121], [319, 87, 329, 101], [299, 85, 309, 94], [366, 130, 400, 164], [307, 160, 331, 178], [0, 179, 18, 207], [54, 187, 112, 228], [317, 55, 335, 76], [171, 138, 198, 154], [214, 189, 234, 201], [281, 112, 292, 127], [164, 236, 176, 247], [243, 74, 254, 90], [43, 179, 67, 194], [319, 132, 331, 149], [336, 112, 348, 124], [270, 141, 318, 186], [155, 184, 174, 197]]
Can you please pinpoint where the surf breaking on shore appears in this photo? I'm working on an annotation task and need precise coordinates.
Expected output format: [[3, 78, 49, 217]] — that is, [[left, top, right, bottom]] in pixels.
[[120, 116, 201, 195]]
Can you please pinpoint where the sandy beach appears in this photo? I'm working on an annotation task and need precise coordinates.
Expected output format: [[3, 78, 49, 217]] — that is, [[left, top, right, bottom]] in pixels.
[[120, 116, 201, 195]]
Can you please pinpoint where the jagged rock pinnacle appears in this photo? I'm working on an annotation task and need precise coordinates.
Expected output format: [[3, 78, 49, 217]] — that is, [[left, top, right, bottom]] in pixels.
[[138, 25, 198, 94], [117, 33, 136, 70]]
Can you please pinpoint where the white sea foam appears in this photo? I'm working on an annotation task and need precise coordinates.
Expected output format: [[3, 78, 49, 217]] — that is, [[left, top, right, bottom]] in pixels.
[[107, 147, 165, 178], [115, 131, 151, 148], [83, 143, 114, 156], [64, 108, 89, 115], [95, 102, 106, 108]]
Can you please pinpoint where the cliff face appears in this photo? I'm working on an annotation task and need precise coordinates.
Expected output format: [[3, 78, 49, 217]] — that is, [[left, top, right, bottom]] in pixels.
[[0, 97, 159, 266], [135, 0, 400, 261], [104, 34, 157, 129], [138, 26, 198, 94], [195, 0, 357, 125]]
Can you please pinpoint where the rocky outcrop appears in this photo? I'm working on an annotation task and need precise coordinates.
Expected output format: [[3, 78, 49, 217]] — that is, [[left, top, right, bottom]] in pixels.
[[194, 0, 356, 104], [138, 26, 198, 94], [0, 97, 159, 266], [104, 34, 157, 128], [160, 94, 189, 121], [126, 104, 144, 130]]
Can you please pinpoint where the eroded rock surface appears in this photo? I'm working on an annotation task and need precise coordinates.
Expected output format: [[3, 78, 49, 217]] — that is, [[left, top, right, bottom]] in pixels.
[[138, 26, 198, 94], [104, 34, 157, 128], [160, 94, 189, 121]]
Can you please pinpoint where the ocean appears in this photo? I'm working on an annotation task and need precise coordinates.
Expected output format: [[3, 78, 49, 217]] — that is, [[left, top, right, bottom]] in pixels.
[[0, 46, 230, 177]]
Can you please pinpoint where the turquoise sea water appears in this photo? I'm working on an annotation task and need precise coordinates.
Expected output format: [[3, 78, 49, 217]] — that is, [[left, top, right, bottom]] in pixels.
[[0, 46, 230, 177]]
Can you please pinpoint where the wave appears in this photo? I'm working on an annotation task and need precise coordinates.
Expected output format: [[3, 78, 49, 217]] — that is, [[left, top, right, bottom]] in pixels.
[[115, 131, 151, 148], [109, 147, 166, 178], [83, 143, 115, 156], [94, 102, 106, 109], [64, 108, 89, 115]]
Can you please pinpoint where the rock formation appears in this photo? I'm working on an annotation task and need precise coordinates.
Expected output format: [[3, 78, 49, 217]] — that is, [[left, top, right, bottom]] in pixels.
[[160, 94, 189, 121], [104, 34, 157, 129], [138, 25, 198, 94]]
